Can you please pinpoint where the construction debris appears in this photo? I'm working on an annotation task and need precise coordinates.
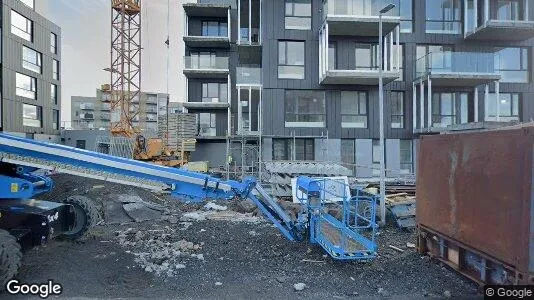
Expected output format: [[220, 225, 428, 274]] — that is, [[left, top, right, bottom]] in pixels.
[[388, 245, 404, 253]]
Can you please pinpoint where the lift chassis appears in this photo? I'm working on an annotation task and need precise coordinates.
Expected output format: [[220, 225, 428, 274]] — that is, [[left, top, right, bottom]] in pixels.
[[0, 132, 379, 290]]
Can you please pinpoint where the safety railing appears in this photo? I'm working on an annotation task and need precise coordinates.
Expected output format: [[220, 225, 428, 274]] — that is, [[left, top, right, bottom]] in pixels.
[[184, 56, 229, 70], [322, 0, 400, 19], [415, 51, 496, 80]]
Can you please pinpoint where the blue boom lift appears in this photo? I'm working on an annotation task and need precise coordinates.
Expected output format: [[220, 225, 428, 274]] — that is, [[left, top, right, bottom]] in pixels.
[[0, 133, 378, 288]]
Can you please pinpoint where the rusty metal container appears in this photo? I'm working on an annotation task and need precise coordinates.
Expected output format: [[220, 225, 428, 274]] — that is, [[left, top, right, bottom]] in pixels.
[[417, 126, 534, 285]]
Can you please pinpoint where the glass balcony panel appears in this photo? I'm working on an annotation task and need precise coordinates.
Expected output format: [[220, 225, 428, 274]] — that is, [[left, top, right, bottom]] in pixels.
[[415, 52, 496, 79], [184, 56, 229, 70], [324, 0, 401, 17], [237, 67, 262, 85]]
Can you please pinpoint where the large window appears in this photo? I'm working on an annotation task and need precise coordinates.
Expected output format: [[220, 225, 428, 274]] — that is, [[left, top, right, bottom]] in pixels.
[[16, 73, 36, 99], [399, 0, 413, 33], [494, 47, 529, 83], [341, 91, 367, 128], [497, 0, 523, 20], [390, 92, 404, 128], [355, 43, 379, 70], [202, 83, 228, 103], [22, 104, 41, 127], [22, 46, 41, 74], [432, 92, 468, 127], [372, 140, 381, 176], [425, 0, 462, 34], [51, 33, 57, 54], [485, 93, 520, 122], [53, 59, 59, 80], [197, 113, 216, 136], [201, 21, 228, 37], [51, 84, 58, 104], [53, 109, 60, 130], [285, 90, 325, 127], [341, 139, 356, 174], [11, 10, 32, 41], [272, 138, 314, 161], [278, 41, 305, 79], [400, 140, 413, 174], [285, 0, 312, 30]]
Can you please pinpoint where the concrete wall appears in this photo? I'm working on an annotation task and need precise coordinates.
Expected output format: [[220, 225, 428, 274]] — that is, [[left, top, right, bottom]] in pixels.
[[190, 141, 227, 167], [1, 0, 61, 136], [61, 129, 109, 150]]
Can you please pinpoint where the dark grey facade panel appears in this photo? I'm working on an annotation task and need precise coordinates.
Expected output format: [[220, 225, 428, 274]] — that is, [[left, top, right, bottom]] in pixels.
[[2, 0, 61, 135]]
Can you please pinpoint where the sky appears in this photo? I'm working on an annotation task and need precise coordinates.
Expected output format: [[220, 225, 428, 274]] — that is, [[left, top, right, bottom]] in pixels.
[[38, 0, 192, 122]]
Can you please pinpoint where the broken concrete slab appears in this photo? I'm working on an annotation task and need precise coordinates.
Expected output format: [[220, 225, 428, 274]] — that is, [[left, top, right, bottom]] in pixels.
[[104, 200, 133, 224], [123, 202, 163, 222], [117, 194, 166, 212]]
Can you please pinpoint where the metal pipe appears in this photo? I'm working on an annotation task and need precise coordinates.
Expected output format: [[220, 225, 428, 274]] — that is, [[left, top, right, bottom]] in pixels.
[[379, 12, 386, 226]]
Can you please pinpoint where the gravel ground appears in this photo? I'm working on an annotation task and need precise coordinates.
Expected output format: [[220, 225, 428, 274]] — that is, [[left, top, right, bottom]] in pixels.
[[4, 174, 479, 299]]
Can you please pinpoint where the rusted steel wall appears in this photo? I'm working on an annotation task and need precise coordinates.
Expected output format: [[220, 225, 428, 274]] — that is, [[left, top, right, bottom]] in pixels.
[[417, 127, 534, 273]]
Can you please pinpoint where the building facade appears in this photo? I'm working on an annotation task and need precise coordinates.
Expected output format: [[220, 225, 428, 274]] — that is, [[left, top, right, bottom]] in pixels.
[[70, 89, 169, 136], [183, 0, 534, 176], [1, 0, 61, 141]]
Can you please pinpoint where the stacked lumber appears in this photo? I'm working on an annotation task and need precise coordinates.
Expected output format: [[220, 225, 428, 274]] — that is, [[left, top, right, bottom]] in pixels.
[[158, 113, 197, 152], [385, 192, 416, 229]]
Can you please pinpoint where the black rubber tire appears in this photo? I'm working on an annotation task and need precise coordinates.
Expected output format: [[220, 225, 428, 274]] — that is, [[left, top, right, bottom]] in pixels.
[[60, 195, 99, 240], [0, 229, 22, 291]]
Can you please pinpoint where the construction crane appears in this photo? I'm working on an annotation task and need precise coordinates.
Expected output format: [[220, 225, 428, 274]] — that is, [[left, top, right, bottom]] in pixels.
[[0, 133, 378, 289], [105, 0, 192, 167]]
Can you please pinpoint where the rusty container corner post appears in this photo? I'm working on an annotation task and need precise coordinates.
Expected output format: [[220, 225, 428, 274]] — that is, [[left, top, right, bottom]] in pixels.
[[416, 126, 534, 285]]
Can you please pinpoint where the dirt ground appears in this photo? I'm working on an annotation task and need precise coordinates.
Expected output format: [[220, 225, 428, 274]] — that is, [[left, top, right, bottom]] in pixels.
[[4, 174, 479, 299]]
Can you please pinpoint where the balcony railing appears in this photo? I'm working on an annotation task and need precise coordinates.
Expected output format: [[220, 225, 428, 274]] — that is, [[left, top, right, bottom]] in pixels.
[[415, 52, 496, 79], [236, 67, 262, 85], [322, 0, 401, 18], [184, 56, 229, 70]]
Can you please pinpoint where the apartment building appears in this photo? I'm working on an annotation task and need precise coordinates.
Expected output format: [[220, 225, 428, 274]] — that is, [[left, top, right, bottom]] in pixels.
[[183, 0, 534, 176], [1, 0, 61, 141], [70, 89, 169, 135]]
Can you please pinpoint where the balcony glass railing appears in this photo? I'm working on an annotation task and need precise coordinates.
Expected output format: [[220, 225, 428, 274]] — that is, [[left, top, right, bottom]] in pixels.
[[323, 0, 401, 18], [415, 52, 496, 79], [184, 56, 229, 70], [236, 67, 262, 85]]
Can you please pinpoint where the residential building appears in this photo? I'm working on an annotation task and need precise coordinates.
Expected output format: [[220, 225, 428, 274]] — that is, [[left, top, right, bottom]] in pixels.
[[70, 89, 169, 135], [1, 0, 62, 141], [183, 0, 534, 177]]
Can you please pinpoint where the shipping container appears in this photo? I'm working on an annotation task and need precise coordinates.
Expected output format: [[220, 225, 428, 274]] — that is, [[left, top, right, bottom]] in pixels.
[[417, 126, 534, 285]]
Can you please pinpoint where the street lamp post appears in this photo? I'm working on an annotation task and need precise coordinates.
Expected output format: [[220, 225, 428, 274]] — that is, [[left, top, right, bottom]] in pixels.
[[378, 3, 395, 226]]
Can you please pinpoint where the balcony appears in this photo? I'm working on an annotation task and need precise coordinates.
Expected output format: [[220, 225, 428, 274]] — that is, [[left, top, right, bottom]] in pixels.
[[236, 67, 262, 86], [415, 52, 501, 86], [79, 113, 94, 120], [183, 56, 229, 79], [183, 102, 230, 110], [79, 103, 95, 110], [322, 0, 401, 36], [183, 3, 231, 48], [464, 0, 534, 41]]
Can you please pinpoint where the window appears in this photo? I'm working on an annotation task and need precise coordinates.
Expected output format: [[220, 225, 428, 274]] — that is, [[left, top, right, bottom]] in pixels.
[[485, 93, 520, 122], [76, 140, 86, 149], [51, 84, 57, 104], [201, 21, 228, 37], [19, 0, 34, 8], [11, 10, 32, 41], [431, 92, 470, 126], [400, 140, 413, 174], [391, 92, 404, 128], [393, 44, 404, 81], [22, 104, 41, 127], [278, 41, 305, 79], [494, 47, 529, 83], [53, 59, 59, 80], [497, 0, 523, 20], [53, 110, 60, 130], [285, 90, 325, 127], [198, 113, 216, 136], [285, 0, 311, 30], [22, 46, 41, 74], [16, 73, 36, 99], [425, 0, 462, 34], [400, 0, 413, 33], [328, 42, 336, 70], [51, 33, 57, 54], [202, 83, 228, 103], [341, 91, 367, 128], [341, 139, 356, 174], [355, 43, 379, 70], [372, 140, 381, 176], [272, 138, 314, 160]]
